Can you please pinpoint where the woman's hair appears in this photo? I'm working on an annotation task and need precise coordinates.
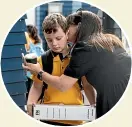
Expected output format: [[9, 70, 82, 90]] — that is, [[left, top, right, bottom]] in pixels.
[[27, 24, 42, 44], [42, 13, 68, 34], [67, 10, 124, 51]]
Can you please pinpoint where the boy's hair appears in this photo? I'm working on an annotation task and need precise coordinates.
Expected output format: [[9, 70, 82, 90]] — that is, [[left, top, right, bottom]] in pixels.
[[42, 13, 68, 34]]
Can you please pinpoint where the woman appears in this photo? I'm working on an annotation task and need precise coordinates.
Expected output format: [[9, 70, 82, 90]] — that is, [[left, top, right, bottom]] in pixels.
[[23, 10, 131, 118]]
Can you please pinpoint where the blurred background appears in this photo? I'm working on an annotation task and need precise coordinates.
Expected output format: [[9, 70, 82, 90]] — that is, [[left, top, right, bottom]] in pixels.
[[26, 0, 130, 52], [1, 0, 130, 112]]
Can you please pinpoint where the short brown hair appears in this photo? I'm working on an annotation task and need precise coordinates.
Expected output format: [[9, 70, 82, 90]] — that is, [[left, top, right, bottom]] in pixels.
[[42, 13, 68, 34]]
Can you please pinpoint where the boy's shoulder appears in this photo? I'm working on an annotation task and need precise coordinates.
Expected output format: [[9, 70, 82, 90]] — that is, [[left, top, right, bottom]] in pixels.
[[41, 49, 53, 73]]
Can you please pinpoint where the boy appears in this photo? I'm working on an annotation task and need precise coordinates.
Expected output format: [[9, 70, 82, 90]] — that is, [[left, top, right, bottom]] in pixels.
[[27, 13, 84, 126]]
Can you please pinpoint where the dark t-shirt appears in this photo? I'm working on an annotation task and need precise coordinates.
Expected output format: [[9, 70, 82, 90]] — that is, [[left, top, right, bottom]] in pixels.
[[64, 41, 131, 117]]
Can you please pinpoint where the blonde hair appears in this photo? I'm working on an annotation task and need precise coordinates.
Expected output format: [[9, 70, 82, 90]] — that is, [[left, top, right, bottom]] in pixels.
[[89, 33, 124, 51]]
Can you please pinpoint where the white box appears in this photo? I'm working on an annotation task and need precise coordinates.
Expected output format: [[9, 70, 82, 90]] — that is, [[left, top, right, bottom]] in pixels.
[[33, 104, 96, 121]]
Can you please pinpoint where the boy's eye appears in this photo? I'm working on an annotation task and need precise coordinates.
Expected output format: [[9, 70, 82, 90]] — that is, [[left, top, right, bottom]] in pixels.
[[47, 39, 52, 43], [56, 38, 62, 40]]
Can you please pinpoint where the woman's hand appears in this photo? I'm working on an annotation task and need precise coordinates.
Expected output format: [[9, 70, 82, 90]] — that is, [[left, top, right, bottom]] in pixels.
[[22, 62, 42, 75]]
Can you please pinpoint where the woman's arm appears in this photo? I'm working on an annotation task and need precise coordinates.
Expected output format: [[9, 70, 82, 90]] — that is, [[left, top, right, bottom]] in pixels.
[[81, 76, 96, 105]]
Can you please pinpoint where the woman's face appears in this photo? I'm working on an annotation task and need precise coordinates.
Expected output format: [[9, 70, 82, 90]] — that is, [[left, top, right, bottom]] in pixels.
[[67, 25, 78, 43]]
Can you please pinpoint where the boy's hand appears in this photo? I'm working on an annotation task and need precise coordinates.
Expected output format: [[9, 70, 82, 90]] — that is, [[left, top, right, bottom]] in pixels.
[[22, 62, 42, 75], [27, 104, 33, 117]]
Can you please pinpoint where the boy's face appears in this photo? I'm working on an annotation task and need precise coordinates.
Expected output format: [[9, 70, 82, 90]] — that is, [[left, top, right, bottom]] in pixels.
[[44, 26, 68, 53]]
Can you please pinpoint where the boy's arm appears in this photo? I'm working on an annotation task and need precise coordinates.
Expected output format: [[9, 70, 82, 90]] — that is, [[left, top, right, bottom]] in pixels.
[[27, 80, 43, 105], [27, 79, 43, 116]]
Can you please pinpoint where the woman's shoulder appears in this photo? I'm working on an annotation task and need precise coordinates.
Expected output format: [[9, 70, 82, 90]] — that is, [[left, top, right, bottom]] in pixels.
[[72, 41, 95, 54], [74, 41, 90, 48]]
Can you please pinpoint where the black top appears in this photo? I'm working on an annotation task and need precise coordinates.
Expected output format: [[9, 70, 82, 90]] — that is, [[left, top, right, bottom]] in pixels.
[[64, 41, 131, 117]]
